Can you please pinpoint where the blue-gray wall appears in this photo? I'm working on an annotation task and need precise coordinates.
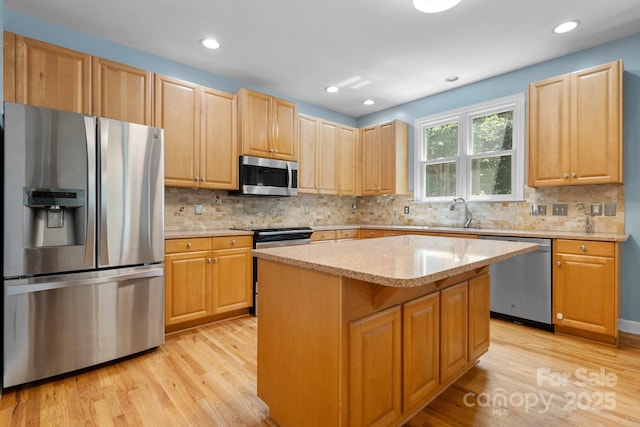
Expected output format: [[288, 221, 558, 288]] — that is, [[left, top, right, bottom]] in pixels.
[[4, 6, 640, 325]]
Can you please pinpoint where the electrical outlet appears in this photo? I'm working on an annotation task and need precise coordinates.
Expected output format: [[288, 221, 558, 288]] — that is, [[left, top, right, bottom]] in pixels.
[[404, 206, 410, 214], [194, 204, 203, 215], [531, 204, 546, 215], [590, 203, 603, 216], [304, 205, 309, 214], [552, 203, 568, 216], [604, 203, 617, 216]]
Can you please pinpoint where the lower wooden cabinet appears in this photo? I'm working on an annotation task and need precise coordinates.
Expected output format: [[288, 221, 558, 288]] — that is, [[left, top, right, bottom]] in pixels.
[[440, 282, 469, 384], [164, 236, 252, 332], [553, 239, 619, 344]]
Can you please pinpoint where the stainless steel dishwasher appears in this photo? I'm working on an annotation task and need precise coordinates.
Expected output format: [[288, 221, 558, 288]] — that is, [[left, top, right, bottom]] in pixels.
[[480, 235, 553, 330]]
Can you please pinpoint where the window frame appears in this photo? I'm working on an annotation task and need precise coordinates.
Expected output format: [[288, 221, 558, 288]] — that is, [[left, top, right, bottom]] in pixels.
[[414, 93, 525, 203]]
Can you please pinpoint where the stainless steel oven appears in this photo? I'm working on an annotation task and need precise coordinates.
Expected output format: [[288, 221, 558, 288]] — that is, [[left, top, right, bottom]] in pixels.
[[245, 227, 313, 314]]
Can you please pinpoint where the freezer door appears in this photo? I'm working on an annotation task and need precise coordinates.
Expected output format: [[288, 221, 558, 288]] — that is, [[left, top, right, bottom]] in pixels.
[[3, 102, 96, 277], [3, 265, 164, 387], [98, 118, 164, 267]]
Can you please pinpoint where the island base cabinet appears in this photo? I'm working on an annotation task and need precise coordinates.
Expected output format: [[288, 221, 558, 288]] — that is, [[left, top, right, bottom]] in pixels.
[[350, 306, 402, 427]]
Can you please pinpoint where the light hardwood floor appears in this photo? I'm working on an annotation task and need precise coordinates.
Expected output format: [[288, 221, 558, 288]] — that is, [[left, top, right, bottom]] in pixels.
[[1, 316, 639, 426]]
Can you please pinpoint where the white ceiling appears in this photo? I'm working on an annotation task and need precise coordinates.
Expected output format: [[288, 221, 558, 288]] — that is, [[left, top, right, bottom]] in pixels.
[[6, 0, 640, 117]]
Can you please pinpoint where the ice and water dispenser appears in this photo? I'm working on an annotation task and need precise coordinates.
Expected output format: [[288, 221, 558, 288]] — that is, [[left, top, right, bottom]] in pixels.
[[23, 188, 86, 247]]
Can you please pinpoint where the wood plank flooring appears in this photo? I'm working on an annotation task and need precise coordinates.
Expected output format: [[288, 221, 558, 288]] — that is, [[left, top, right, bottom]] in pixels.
[[1, 316, 639, 426]]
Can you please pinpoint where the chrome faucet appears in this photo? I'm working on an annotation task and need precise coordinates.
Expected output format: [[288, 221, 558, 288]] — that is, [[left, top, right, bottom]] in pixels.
[[450, 197, 473, 228]]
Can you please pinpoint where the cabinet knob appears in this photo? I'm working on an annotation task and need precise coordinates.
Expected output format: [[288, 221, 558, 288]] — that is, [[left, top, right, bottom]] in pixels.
[[557, 312, 564, 320], [274, 149, 278, 153], [213, 257, 218, 263], [556, 261, 561, 267], [201, 177, 206, 182], [563, 173, 569, 179], [231, 239, 236, 245], [186, 242, 193, 248], [572, 172, 577, 178], [195, 177, 199, 182], [208, 258, 213, 263], [580, 245, 587, 251]]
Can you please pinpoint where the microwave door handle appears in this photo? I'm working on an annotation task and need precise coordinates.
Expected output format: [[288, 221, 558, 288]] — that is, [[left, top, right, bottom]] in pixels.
[[286, 162, 292, 195]]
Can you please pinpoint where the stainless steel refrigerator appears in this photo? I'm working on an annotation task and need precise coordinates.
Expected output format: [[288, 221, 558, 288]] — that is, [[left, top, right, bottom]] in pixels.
[[2, 102, 165, 388]]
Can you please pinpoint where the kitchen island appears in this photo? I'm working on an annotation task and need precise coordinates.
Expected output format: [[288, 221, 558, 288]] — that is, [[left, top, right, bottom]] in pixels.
[[254, 235, 538, 427]]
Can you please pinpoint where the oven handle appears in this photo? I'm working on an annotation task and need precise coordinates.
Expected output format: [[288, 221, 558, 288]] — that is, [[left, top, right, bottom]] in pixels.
[[255, 238, 311, 249], [286, 162, 293, 196], [256, 229, 312, 237]]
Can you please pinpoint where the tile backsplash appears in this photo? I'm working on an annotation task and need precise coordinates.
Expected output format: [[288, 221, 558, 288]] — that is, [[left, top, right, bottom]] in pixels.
[[165, 184, 625, 234]]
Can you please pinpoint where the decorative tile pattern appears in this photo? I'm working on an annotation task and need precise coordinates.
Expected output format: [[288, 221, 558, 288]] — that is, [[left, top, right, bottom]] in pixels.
[[165, 184, 625, 234]]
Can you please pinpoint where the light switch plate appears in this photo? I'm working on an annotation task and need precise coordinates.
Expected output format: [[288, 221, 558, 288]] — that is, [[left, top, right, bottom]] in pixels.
[[604, 203, 617, 216], [590, 203, 603, 216], [194, 204, 203, 215]]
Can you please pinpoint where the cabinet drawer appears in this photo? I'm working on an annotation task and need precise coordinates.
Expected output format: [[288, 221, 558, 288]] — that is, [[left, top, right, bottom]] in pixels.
[[555, 239, 614, 257], [383, 230, 407, 237], [211, 235, 253, 250], [360, 229, 384, 239], [311, 230, 337, 242], [337, 229, 358, 240], [165, 238, 211, 253]]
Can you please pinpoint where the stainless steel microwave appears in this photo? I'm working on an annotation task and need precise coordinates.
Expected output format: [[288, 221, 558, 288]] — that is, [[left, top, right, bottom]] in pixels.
[[233, 156, 298, 196]]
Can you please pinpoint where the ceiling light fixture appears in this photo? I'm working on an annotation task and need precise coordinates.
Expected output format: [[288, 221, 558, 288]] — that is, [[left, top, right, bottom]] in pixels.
[[325, 86, 340, 93], [553, 20, 580, 34], [200, 38, 221, 49], [412, 0, 461, 14], [363, 99, 375, 106], [445, 75, 459, 82]]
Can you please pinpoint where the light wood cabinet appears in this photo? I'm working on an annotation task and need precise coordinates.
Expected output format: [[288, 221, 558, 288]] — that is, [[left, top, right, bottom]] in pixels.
[[359, 228, 385, 239], [402, 293, 439, 412], [310, 230, 337, 242], [338, 125, 359, 195], [165, 236, 252, 332], [237, 88, 297, 161], [350, 306, 402, 427], [528, 60, 623, 187], [361, 120, 408, 195], [12, 34, 90, 114], [469, 274, 490, 360], [155, 75, 237, 189], [553, 239, 619, 344], [92, 57, 153, 125], [440, 281, 469, 384]]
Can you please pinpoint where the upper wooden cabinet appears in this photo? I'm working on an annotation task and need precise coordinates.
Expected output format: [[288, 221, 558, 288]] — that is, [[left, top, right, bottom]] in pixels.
[[237, 88, 298, 161], [361, 120, 408, 195], [338, 125, 359, 196], [92, 58, 153, 125], [11, 34, 91, 114], [155, 75, 238, 189], [298, 114, 339, 194], [155, 74, 201, 187], [528, 60, 623, 187]]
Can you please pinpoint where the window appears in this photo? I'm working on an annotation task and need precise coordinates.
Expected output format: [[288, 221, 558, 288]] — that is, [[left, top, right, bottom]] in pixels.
[[414, 94, 525, 202]]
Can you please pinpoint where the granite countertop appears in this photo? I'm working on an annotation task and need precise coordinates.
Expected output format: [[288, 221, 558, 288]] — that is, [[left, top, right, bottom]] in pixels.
[[164, 229, 254, 239], [253, 235, 538, 288], [313, 224, 630, 242]]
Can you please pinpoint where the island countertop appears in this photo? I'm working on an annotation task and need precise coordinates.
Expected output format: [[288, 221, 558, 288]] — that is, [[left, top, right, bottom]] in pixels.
[[253, 234, 538, 288]]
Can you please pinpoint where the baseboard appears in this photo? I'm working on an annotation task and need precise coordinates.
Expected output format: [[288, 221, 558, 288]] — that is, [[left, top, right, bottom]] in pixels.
[[618, 319, 640, 335]]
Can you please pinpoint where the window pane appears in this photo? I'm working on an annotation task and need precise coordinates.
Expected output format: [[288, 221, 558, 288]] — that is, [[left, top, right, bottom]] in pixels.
[[472, 111, 513, 153], [426, 122, 458, 159], [471, 155, 512, 196], [425, 162, 456, 197]]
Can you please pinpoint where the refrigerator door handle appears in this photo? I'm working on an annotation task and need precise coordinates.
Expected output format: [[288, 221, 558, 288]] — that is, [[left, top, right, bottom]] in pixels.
[[6, 266, 163, 296]]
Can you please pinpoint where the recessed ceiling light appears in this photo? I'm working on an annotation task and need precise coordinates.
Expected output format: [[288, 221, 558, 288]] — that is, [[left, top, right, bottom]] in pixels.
[[200, 38, 221, 49], [445, 75, 459, 82], [553, 20, 580, 34], [325, 86, 340, 93], [363, 99, 375, 106], [412, 0, 462, 14]]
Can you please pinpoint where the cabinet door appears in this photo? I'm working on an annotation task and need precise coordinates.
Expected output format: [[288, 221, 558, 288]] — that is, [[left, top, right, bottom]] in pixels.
[[318, 120, 339, 194], [92, 58, 152, 125], [15, 35, 90, 114], [271, 97, 297, 161], [298, 114, 318, 192], [239, 88, 272, 157], [440, 281, 469, 384], [165, 251, 212, 325], [527, 74, 570, 187], [379, 121, 396, 194], [4, 31, 16, 102], [469, 274, 490, 360], [154, 74, 200, 187], [338, 125, 358, 195], [350, 306, 401, 427], [361, 125, 381, 195], [403, 293, 439, 412], [211, 247, 253, 314], [200, 87, 238, 190], [554, 253, 616, 336], [570, 60, 622, 185]]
